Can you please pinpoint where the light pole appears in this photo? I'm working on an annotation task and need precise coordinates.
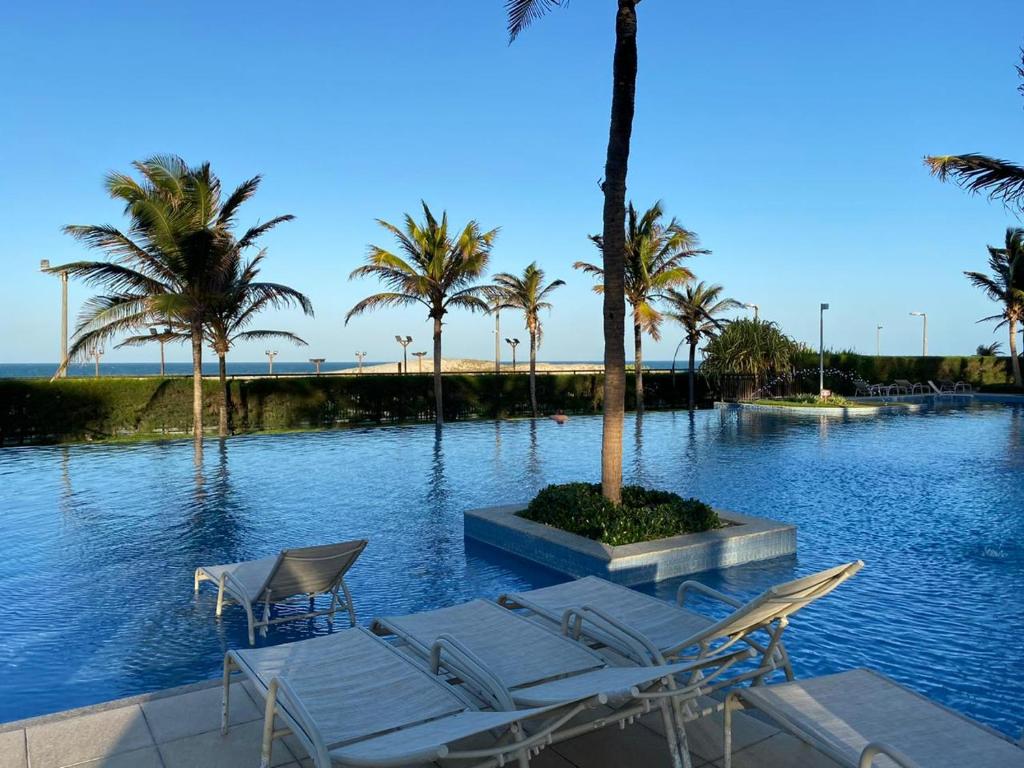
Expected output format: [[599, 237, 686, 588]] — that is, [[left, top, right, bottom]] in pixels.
[[743, 303, 760, 321], [395, 335, 412, 373], [355, 351, 367, 373], [40, 260, 69, 379], [505, 337, 520, 371], [819, 303, 829, 395], [412, 351, 427, 373], [265, 350, 278, 375], [494, 309, 501, 374], [309, 358, 325, 376], [875, 324, 883, 357], [910, 311, 928, 356], [149, 324, 172, 375], [92, 347, 104, 378]]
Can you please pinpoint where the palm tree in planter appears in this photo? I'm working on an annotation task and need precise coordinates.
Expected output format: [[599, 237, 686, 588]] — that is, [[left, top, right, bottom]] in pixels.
[[346, 203, 497, 426], [576, 201, 704, 413], [965, 228, 1024, 387], [507, 0, 640, 503], [491, 263, 565, 417], [926, 52, 1024, 211], [54, 156, 292, 439], [665, 282, 741, 410]]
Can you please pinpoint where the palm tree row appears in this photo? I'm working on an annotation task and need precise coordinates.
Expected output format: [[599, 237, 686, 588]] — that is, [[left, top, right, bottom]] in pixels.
[[51, 156, 313, 438]]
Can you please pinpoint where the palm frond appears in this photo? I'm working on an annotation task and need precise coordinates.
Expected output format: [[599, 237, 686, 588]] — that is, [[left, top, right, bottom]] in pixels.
[[344, 292, 424, 324], [926, 154, 1024, 210], [506, 0, 565, 42]]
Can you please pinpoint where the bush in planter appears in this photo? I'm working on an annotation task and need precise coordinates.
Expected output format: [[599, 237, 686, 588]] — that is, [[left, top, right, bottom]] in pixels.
[[522, 482, 719, 546]]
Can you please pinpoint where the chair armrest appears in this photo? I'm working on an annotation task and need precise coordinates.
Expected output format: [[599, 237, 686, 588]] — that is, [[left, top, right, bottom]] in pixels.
[[561, 605, 665, 666], [859, 741, 922, 768], [430, 634, 516, 711], [268, 677, 332, 768], [676, 581, 743, 609]]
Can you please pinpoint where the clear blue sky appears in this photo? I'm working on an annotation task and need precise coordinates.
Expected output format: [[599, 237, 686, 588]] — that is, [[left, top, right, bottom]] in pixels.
[[2, 1, 1022, 364]]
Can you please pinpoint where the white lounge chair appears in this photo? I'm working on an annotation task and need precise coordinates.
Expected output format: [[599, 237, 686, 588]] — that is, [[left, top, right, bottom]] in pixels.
[[501, 562, 863, 688], [224, 627, 592, 768], [374, 598, 752, 768], [854, 379, 891, 396], [723, 668, 1024, 768], [195, 540, 367, 645]]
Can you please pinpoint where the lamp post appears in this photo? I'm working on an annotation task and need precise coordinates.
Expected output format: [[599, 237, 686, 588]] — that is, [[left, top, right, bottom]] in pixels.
[[819, 303, 829, 395], [395, 335, 412, 373], [743, 303, 760, 321], [92, 347, 104, 378], [265, 350, 278, 375], [355, 351, 367, 373], [309, 358, 325, 376], [149, 324, 172, 375], [412, 351, 427, 373], [910, 312, 928, 356], [40, 259, 69, 379], [505, 338, 520, 372], [875, 324, 883, 358], [494, 309, 501, 374]]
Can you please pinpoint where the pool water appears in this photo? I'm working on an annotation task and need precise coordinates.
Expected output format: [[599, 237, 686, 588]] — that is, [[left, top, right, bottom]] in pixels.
[[1, 404, 1022, 735]]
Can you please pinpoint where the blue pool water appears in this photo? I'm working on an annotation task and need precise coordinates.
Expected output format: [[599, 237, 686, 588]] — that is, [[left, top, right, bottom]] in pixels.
[[1, 404, 1022, 735]]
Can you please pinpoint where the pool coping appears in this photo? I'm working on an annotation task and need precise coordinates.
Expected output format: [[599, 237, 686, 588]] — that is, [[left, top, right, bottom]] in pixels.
[[464, 504, 796, 585], [715, 400, 926, 416]]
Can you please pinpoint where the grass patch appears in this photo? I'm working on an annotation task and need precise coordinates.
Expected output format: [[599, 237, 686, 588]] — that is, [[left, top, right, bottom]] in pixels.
[[522, 482, 720, 546], [751, 395, 878, 409]]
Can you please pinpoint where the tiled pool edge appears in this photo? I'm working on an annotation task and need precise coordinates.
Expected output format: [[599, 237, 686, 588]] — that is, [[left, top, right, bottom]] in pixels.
[[464, 505, 796, 585]]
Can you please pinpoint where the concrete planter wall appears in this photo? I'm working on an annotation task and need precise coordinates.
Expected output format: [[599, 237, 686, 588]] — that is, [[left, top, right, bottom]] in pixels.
[[715, 401, 925, 416], [464, 505, 796, 586]]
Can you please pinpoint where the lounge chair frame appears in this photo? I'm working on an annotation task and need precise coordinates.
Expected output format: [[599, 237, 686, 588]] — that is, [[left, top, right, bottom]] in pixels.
[[195, 540, 367, 645]]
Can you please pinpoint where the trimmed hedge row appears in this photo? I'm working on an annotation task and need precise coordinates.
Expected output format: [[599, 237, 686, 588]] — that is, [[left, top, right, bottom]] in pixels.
[[0, 371, 711, 445]]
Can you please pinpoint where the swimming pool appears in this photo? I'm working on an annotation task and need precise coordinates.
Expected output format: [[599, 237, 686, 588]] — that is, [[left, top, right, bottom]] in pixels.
[[1, 404, 1022, 735]]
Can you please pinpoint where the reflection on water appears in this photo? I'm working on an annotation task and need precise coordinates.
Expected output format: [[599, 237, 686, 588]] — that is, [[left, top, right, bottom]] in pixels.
[[0, 404, 1022, 735]]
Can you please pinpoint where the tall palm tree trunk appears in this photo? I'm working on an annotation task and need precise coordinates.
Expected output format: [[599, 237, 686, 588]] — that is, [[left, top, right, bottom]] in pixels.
[[633, 320, 644, 414], [599, 0, 638, 504], [433, 315, 444, 426], [217, 352, 229, 437], [688, 339, 697, 411], [190, 322, 204, 440], [529, 330, 538, 417], [1010, 318, 1023, 387]]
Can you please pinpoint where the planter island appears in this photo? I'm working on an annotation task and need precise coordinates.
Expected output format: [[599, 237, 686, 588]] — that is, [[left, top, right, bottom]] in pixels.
[[464, 504, 796, 586]]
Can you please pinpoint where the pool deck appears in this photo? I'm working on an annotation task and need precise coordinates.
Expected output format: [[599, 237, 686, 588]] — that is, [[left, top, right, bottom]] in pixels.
[[0, 678, 839, 768]]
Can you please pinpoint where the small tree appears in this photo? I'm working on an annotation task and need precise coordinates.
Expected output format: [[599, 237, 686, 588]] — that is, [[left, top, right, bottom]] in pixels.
[[965, 228, 1024, 386], [700, 319, 798, 395], [664, 283, 740, 410]]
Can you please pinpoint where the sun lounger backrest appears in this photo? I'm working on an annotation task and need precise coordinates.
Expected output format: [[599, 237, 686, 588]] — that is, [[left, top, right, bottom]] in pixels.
[[693, 561, 863, 648], [262, 539, 368, 599]]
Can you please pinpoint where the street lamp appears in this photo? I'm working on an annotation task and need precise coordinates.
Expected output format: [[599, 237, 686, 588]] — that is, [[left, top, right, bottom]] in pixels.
[[149, 324, 172, 375], [743, 303, 760, 321], [819, 303, 830, 395], [265, 350, 278, 375], [40, 259, 69, 379], [876, 324, 883, 358], [309, 358, 326, 376], [354, 351, 367, 373], [395, 335, 412, 373], [91, 347, 104, 378], [493, 308, 501, 374], [909, 311, 928, 356], [412, 351, 427, 372], [505, 338, 520, 371]]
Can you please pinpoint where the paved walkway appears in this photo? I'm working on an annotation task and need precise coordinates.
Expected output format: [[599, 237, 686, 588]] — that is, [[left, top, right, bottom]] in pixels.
[[0, 679, 841, 768]]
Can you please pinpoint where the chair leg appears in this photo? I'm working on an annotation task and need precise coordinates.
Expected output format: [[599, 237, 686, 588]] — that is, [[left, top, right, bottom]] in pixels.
[[244, 601, 256, 646], [261, 596, 271, 638], [659, 699, 689, 768], [215, 575, 226, 618], [221, 655, 233, 735], [260, 680, 278, 768], [193, 569, 201, 593], [723, 693, 736, 768], [341, 579, 356, 626]]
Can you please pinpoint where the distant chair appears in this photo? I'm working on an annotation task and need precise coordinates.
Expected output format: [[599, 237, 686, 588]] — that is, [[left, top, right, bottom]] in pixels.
[[932, 379, 973, 394], [195, 540, 367, 645], [892, 379, 928, 394], [854, 379, 891, 396]]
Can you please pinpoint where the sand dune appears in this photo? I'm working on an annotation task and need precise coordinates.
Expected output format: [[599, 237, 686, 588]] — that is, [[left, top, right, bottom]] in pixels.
[[332, 358, 603, 374]]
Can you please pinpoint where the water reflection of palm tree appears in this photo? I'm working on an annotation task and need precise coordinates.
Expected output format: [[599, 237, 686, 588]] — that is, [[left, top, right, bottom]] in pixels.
[[59, 446, 74, 517], [632, 413, 646, 486], [525, 419, 542, 486]]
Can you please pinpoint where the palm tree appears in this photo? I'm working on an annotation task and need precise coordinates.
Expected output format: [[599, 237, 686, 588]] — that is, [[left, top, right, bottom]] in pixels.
[[54, 156, 293, 439], [508, 0, 640, 504], [665, 283, 741, 410], [117, 246, 313, 436], [576, 201, 703, 413], [926, 51, 1024, 210], [491, 263, 565, 417], [346, 203, 496, 426], [700, 318, 798, 393], [976, 341, 1003, 356], [965, 228, 1024, 386]]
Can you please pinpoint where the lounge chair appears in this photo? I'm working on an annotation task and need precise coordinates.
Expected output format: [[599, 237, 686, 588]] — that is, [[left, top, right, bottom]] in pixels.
[[723, 669, 1024, 767], [854, 379, 890, 396], [500, 562, 863, 687], [892, 379, 927, 395], [194, 540, 367, 645], [373, 598, 753, 768], [224, 627, 592, 768]]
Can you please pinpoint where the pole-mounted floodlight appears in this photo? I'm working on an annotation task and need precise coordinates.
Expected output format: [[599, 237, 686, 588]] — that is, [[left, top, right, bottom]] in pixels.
[[265, 350, 278, 375], [395, 335, 413, 373], [910, 311, 928, 356], [505, 337, 521, 372], [876, 324, 883, 357], [355, 351, 367, 373], [743, 303, 760, 321], [309, 358, 326, 376], [819, 303, 830, 395], [92, 347, 105, 378], [412, 350, 427, 373], [41, 259, 69, 379]]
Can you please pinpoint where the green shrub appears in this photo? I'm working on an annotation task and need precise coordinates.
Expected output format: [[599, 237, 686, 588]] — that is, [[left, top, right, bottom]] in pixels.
[[522, 482, 719, 546]]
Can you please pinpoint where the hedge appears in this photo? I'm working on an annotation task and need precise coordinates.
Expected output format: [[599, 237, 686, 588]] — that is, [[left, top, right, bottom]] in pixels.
[[0, 371, 711, 445]]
